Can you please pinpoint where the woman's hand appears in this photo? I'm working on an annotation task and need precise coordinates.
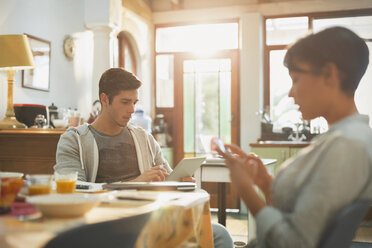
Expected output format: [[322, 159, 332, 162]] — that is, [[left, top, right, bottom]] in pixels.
[[225, 144, 272, 192], [216, 144, 273, 204], [216, 145, 256, 192], [216, 143, 270, 215]]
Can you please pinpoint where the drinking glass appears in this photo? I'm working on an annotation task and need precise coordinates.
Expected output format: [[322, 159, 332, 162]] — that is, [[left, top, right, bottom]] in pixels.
[[26, 174, 52, 196], [54, 171, 78, 194]]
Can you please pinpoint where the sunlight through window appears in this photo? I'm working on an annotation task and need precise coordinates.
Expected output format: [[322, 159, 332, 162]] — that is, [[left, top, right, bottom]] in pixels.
[[156, 23, 238, 53]]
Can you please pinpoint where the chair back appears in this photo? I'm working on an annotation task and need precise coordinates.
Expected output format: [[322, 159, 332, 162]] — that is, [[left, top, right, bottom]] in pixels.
[[43, 212, 151, 248], [318, 200, 371, 248]]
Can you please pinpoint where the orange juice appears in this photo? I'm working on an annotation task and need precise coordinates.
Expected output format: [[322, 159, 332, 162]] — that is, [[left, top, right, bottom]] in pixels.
[[0, 177, 24, 208], [56, 180, 76, 193], [28, 184, 52, 195]]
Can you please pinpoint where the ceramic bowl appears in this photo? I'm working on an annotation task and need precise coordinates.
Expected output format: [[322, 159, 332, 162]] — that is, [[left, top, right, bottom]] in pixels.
[[52, 119, 68, 129], [26, 193, 101, 218]]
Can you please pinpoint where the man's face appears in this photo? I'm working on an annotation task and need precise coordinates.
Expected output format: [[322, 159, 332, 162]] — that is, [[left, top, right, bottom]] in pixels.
[[103, 90, 139, 127], [288, 62, 329, 120]]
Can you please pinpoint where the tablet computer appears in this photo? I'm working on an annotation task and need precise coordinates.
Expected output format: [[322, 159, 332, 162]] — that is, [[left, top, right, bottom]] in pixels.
[[166, 157, 206, 181]]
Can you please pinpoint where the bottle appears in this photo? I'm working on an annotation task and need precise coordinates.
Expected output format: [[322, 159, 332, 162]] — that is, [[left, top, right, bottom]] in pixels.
[[152, 114, 167, 147], [130, 109, 152, 133]]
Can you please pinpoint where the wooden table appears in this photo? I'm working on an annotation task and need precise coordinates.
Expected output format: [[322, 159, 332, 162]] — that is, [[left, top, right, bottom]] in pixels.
[[0, 190, 214, 248], [0, 129, 65, 174]]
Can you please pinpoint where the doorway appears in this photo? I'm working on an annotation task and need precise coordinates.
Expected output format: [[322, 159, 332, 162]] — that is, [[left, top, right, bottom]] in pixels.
[[174, 51, 240, 208]]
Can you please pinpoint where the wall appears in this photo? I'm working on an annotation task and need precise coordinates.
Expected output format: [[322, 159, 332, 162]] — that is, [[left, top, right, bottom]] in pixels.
[[120, 9, 155, 118], [0, 0, 93, 120], [152, 0, 372, 152], [0, 0, 155, 122]]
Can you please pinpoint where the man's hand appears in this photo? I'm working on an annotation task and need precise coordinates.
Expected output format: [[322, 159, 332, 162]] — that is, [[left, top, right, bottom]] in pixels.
[[180, 176, 196, 182], [132, 165, 170, 182]]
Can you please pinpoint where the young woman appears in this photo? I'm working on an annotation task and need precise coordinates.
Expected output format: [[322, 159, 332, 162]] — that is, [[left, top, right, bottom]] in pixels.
[[218, 27, 372, 248]]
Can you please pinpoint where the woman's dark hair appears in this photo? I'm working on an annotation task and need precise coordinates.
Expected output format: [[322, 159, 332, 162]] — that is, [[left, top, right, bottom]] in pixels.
[[99, 68, 142, 103], [284, 26, 369, 96]]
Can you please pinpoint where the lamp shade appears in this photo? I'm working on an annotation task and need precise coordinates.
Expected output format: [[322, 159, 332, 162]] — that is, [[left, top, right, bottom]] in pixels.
[[0, 35, 34, 71]]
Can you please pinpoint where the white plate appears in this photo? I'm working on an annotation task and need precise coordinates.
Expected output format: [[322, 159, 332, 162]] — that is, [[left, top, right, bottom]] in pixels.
[[26, 194, 101, 218]]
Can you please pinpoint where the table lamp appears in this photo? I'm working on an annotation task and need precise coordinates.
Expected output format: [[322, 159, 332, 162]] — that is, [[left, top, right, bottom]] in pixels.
[[0, 35, 34, 128]]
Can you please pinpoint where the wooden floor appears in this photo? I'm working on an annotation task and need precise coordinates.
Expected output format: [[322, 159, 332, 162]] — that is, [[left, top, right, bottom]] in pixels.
[[356, 223, 372, 243], [212, 212, 372, 247]]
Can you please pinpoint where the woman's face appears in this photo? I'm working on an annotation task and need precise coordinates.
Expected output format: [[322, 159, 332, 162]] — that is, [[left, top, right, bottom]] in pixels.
[[288, 62, 329, 120]]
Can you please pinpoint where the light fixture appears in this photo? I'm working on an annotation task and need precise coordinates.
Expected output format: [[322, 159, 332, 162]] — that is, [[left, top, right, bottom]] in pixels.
[[0, 35, 34, 128]]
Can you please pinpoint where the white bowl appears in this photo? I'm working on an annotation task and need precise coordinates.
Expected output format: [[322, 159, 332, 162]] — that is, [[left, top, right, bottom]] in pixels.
[[0, 172, 24, 178], [52, 119, 68, 129], [26, 194, 101, 218]]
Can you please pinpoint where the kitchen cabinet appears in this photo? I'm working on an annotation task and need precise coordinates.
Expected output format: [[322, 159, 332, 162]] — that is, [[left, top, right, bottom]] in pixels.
[[0, 129, 65, 175], [250, 141, 310, 174]]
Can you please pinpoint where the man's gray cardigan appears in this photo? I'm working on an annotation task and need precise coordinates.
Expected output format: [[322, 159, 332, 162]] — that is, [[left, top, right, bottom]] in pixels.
[[54, 124, 171, 182]]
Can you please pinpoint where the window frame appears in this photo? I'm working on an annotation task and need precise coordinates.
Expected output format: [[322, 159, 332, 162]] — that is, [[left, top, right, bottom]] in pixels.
[[154, 19, 240, 109], [154, 19, 240, 151], [263, 8, 372, 108]]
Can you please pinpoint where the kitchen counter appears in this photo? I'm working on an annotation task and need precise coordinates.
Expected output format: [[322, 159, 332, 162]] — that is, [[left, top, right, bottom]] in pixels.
[[250, 140, 311, 148], [0, 128, 66, 174], [250, 141, 311, 174]]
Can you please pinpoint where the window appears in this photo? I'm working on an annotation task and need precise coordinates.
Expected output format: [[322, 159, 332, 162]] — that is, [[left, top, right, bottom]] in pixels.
[[156, 55, 174, 107], [265, 16, 310, 132], [155, 21, 239, 163], [266, 17, 309, 45], [265, 10, 372, 133], [156, 23, 238, 53], [155, 22, 239, 108]]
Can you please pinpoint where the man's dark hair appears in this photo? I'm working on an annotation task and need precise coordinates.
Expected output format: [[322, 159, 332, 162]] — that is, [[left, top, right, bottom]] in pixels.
[[284, 26, 369, 96], [99, 68, 142, 103]]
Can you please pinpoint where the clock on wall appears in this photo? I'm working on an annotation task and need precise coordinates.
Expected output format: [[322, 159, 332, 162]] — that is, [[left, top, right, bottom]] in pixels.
[[63, 36, 75, 59]]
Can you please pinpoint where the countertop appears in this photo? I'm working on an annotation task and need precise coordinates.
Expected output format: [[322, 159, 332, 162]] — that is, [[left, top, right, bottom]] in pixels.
[[250, 140, 311, 148], [0, 128, 66, 135]]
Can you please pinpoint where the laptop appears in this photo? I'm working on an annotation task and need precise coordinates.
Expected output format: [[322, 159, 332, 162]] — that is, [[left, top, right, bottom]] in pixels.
[[102, 181, 196, 191]]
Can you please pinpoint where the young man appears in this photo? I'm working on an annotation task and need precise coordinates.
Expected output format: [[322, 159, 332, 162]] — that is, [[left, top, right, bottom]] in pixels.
[[218, 27, 372, 247], [54, 68, 234, 248], [55, 68, 171, 183]]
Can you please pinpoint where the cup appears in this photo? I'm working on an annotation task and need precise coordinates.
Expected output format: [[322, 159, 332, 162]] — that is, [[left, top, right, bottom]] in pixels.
[[0, 172, 24, 214], [54, 171, 78, 194], [26, 174, 52, 196]]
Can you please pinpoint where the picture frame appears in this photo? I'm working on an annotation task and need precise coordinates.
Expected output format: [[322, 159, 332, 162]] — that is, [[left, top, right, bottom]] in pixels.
[[22, 34, 51, 91]]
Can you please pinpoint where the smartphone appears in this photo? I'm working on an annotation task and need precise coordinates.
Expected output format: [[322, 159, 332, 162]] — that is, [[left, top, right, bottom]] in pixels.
[[76, 184, 90, 190], [213, 138, 231, 154]]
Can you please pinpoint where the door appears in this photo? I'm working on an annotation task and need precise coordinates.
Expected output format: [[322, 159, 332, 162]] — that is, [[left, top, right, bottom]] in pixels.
[[174, 51, 240, 208]]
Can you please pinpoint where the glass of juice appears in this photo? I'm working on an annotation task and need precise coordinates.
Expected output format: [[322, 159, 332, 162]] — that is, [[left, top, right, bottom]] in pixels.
[[26, 174, 52, 196], [54, 171, 78, 194], [0, 172, 24, 214]]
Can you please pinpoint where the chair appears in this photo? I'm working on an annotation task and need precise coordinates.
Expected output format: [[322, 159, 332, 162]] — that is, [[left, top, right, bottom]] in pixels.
[[318, 200, 371, 248], [43, 212, 151, 248]]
